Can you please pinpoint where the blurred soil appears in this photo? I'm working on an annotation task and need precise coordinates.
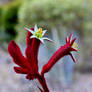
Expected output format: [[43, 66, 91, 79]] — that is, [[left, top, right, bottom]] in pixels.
[[0, 48, 92, 92]]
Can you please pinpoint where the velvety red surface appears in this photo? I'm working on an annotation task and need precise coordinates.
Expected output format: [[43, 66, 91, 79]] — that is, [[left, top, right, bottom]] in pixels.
[[8, 26, 77, 92]]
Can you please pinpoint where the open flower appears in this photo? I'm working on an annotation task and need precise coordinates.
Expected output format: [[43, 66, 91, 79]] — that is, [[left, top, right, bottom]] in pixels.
[[25, 25, 52, 43], [41, 34, 78, 75]]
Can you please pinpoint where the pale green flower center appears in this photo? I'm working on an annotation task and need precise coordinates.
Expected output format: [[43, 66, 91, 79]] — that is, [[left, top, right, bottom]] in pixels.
[[35, 28, 43, 38]]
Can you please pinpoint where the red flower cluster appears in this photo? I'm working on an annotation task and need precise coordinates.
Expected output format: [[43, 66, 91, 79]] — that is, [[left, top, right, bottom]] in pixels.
[[8, 26, 77, 92]]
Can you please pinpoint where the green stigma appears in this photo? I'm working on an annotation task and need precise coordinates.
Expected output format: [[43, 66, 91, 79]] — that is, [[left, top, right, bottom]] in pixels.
[[35, 28, 43, 38]]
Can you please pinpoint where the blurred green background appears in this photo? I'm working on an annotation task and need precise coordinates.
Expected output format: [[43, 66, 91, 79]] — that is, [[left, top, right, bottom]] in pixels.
[[0, 0, 92, 92]]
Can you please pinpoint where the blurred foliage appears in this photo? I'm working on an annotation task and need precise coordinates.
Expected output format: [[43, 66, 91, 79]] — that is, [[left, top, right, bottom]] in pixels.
[[0, 0, 22, 42], [0, 6, 4, 43], [19, 0, 87, 26], [17, 0, 89, 42], [82, 0, 92, 46], [0, 0, 92, 46], [0, 6, 3, 26]]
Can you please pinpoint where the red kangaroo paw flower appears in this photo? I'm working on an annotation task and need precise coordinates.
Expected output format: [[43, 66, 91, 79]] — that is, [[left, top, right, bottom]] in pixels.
[[41, 34, 78, 75], [8, 26, 40, 80], [8, 25, 50, 92], [8, 40, 29, 68]]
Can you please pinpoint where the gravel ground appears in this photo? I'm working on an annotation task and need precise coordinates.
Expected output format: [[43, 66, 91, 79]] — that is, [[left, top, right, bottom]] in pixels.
[[71, 73, 92, 92]]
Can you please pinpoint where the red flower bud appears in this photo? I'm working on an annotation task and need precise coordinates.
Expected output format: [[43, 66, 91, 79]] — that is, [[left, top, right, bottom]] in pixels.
[[41, 34, 77, 75]]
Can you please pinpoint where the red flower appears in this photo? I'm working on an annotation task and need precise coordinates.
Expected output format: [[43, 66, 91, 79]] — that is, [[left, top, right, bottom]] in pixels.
[[8, 27, 49, 92], [8, 24, 78, 92], [41, 34, 77, 75], [8, 27, 40, 80]]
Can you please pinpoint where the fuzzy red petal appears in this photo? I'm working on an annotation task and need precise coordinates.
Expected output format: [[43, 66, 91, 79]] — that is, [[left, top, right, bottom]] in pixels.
[[25, 27, 40, 62], [25, 38, 40, 72], [8, 40, 29, 68], [30, 39, 40, 59], [25, 27, 41, 76]]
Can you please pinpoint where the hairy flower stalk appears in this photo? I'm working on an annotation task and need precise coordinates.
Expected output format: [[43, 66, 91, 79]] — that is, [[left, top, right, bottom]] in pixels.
[[37, 74, 49, 92], [8, 25, 50, 92], [41, 34, 78, 75], [8, 24, 78, 92]]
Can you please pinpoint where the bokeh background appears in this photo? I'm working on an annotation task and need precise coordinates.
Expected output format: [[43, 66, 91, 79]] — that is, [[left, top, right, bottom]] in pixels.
[[0, 0, 92, 92]]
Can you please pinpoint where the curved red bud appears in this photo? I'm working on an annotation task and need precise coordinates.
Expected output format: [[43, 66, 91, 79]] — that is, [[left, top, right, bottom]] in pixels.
[[41, 34, 77, 75], [8, 40, 29, 68], [14, 67, 28, 74]]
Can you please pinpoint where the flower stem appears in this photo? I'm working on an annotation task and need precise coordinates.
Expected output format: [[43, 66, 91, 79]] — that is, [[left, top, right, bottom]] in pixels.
[[37, 74, 49, 92]]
